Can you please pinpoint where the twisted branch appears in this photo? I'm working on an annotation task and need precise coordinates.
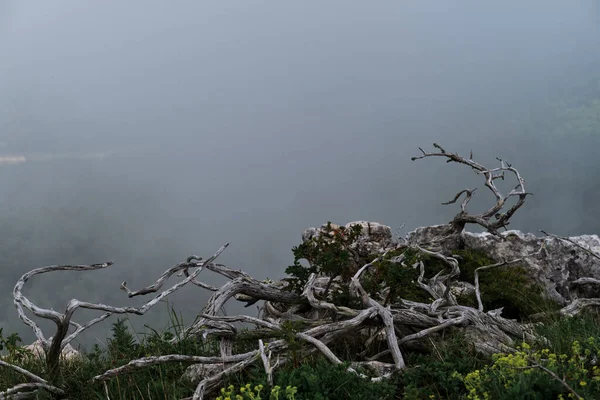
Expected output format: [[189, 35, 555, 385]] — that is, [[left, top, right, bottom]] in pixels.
[[412, 143, 531, 235]]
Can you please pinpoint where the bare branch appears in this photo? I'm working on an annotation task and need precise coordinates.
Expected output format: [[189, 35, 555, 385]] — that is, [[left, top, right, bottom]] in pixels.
[[412, 144, 531, 235], [0, 382, 65, 400], [13, 261, 115, 348], [182, 277, 306, 340], [0, 360, 49, 384], [442, 188, 477, 213], [350, 259, 406, 370], [92, 352, 258, 382], [13, 243, 229, 379], [192, 353, 262, 400], [560, 298, 600, 317], [398, 314, 467, 345], [572, 277, 600, 286], [297, 333, 342, 364], [259, 339, 278, 386], [121, 259, 217, 297]]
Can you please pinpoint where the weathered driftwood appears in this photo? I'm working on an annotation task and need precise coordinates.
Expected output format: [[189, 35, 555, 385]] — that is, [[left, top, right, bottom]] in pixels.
[[3, 144, 600, 400]]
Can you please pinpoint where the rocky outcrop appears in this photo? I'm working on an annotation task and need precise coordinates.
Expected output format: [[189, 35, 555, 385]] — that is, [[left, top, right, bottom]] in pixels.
[[463, 230, 600, 305], [302, 221, 394, 257], [22, 339, 81, 361], [408, 225, 600, 306]]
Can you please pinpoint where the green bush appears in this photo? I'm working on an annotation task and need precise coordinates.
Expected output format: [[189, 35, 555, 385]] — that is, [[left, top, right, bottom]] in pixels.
[[216, 383, 298, 400], [456, 313, 600, 400], [454, 249, 560, 320], [394, 335, 490, 400], [362, 247, 433, 305], [284, 222, 364, 295]]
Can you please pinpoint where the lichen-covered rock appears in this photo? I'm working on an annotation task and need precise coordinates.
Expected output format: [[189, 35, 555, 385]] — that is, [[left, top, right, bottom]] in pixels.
[[301, 223, 342, 242], [407, 225, 600, 306], [407, 223, 462, 250], [302, 221, 394, 257], [21, 339, 81, 361], [407, 224, 454, 245], [462, 230, 600, 305], [345, 221, 392, 242]]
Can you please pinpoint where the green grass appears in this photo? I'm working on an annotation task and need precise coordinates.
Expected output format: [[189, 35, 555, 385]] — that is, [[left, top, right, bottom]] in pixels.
[[1, 311, 600, 399]]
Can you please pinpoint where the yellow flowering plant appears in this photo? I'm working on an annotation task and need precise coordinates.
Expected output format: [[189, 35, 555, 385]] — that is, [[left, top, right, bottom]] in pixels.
[[215, 383, 297, 400], [455, 337, 600, 400]]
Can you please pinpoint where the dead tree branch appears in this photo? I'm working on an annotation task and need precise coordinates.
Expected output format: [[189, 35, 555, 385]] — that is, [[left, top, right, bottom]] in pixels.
[[10, 244, 228, 397], [412, 143, 531, 235], [6, 155, 599, 399]]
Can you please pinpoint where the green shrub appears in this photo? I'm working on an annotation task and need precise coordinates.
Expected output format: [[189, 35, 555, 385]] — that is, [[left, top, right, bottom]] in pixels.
[[215, 383, 298, 400], [225, 357, 396, 400], [456, 318, 600, 400], [454, 249, 560, 320], [394, 335, 490, 399], [361, 247, 433, 305], [284, 222, 363, 295]]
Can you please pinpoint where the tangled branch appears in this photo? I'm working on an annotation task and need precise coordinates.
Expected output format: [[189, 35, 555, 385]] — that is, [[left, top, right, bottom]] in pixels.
[[4, 144, 598, 399], [412, 143, 531, 235]]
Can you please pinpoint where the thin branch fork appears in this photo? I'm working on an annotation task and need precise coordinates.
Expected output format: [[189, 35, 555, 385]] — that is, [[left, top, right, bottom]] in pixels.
[[120, 259, 218, 298], [259, 339, 278, 386], [350, 254, 406, 370]]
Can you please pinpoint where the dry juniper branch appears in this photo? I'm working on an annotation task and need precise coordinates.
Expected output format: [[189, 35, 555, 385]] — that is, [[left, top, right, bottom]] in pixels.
[[560, 298, 600, 317], [10, 244, 228, 398], [411, 143, 531, 236], [92, 352, 260, 382], [6, 240, 583, 399], [119, 257, 218, 297], [259, 339, 278, 386], [0, 382, 65, 400], [350, 252, 407, 370], [0, 359, 64, 400], [0, 359, 49, 385], [171, 224, 590, 395]]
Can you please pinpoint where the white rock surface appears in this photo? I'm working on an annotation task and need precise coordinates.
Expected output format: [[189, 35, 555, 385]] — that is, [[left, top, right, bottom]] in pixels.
[[22, 339, 81, 361], [302, 221, 394, 257]]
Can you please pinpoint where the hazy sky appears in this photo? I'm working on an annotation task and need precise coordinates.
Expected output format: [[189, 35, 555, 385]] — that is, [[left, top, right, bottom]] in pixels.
[[1, 1, 599, 347]]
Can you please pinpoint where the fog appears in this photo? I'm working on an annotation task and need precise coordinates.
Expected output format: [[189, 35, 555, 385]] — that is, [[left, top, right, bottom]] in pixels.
[[1, 1, 599, 347]]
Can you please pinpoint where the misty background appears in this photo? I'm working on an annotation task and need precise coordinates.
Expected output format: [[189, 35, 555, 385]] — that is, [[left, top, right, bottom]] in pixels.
[[0, 1, 599, 349]]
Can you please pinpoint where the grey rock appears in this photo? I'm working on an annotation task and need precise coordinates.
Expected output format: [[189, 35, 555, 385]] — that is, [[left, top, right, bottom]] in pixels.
[[18, 339, 81, 361], [462, 230, 600, 305], [301, 221, 394, 257], [408, 225, 600, 305]]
